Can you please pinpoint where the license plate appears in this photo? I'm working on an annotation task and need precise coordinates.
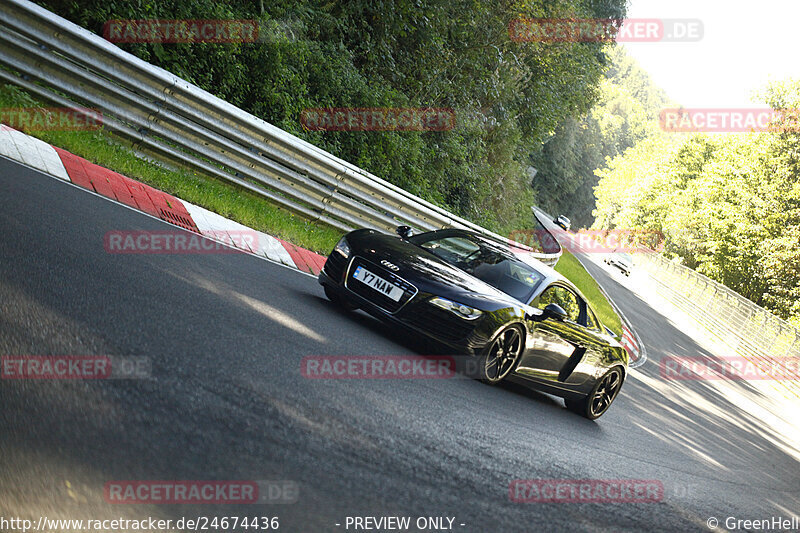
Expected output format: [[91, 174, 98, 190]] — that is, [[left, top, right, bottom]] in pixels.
[[353, 266, 404, 301]]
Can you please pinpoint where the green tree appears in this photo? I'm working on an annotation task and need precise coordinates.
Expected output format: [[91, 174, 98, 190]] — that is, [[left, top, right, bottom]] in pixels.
[[530, 46, 670, 227], [592, 78, 800, 326]]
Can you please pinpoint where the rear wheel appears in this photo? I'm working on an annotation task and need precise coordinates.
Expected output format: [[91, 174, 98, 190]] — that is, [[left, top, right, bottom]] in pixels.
[[479, 326, 523, 385], [324, 286, 358, 311], [565, 367, 623, 420]]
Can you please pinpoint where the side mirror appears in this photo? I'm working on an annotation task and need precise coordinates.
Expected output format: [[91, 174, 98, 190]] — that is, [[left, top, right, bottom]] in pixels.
[[396, 225, 414, 239], [542, 303, 568, 321]]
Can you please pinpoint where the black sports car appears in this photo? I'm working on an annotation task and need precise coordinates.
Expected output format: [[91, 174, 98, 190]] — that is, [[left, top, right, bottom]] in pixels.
[[318, 226, 627, 419]]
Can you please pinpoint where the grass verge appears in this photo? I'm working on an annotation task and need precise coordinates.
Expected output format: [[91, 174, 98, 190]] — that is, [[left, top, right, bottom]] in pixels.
[[0, 84, 344, 254], [554, 249, 623, 337]]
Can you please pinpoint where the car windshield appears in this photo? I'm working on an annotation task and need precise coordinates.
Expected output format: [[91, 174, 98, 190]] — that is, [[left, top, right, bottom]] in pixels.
[[411, 233, 545, 302]]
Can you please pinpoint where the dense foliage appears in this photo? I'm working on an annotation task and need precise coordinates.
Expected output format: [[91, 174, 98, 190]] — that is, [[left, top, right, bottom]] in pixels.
[[530, 46, 671, 228], [593, 80, 800, 326], [36, 0, 626, 233]]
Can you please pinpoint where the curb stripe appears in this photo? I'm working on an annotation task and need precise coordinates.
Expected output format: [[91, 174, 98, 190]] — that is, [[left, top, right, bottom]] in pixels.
[[105, 169, 139, 209], [182, 202, 299, 269], [51, 145, 200, 233], [0, 126, 23, 160], [621, 325, 641, 361], [275, 239, 327, 276], [299, 248, 327, 275], [1, 127, 69, 180], [123, 178, 161, 218], [52, 146, 92, 189], [278, 239, 314, 274], [4, 126, 331, 280]]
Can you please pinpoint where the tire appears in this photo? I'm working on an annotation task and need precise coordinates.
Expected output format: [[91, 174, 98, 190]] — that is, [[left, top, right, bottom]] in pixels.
[[478, 325, 524, 385], [565, 367, 624, 420], [324, 286, 359, 311]]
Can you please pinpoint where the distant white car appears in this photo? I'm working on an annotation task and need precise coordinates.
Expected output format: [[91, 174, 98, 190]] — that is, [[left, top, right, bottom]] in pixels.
[[553, 215, 571, 230], [604, 252, 632, 276]]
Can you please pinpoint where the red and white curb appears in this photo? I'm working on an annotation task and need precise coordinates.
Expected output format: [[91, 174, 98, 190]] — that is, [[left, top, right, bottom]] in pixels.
[[0, 125, 70, 180], [620, 325, 642, 366], [0, 125, 329, 276]]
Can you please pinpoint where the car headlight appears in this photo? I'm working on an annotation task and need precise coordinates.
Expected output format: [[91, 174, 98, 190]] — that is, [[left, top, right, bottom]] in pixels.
[[333, 237, 351, 258], [429, 296, 483, 320]]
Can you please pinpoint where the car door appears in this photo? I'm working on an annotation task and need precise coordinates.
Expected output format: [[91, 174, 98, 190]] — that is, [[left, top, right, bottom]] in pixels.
[[516, 283, 601, 385]]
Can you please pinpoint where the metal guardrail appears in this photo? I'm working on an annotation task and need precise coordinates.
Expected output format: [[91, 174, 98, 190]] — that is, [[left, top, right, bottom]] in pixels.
[[0, 0, 560, 266], [636, 252, 800, 398]]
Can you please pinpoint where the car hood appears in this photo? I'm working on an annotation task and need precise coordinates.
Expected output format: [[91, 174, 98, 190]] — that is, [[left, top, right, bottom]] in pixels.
[[346, 230, 527, 312]]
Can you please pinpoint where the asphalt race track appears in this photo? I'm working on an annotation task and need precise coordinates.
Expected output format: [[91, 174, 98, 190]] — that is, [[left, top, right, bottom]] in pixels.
[[2, 157, 799, 532]]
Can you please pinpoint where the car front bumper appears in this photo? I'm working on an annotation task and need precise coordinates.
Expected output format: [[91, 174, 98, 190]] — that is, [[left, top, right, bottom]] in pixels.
[[319, 267, 489, 356]]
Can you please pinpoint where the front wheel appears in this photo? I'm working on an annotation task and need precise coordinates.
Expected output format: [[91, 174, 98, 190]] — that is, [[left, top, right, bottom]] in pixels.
[[478, 325, 523, 385], [565, 367, 624, 420]]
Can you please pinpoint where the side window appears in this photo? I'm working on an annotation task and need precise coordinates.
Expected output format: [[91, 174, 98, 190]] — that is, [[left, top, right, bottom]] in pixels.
[[538, 285, 581, 323], [585, 308, 602, 332]]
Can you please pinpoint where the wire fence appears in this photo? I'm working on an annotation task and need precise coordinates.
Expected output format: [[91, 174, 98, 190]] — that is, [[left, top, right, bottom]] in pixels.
[[636, 251, 800, 398]]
